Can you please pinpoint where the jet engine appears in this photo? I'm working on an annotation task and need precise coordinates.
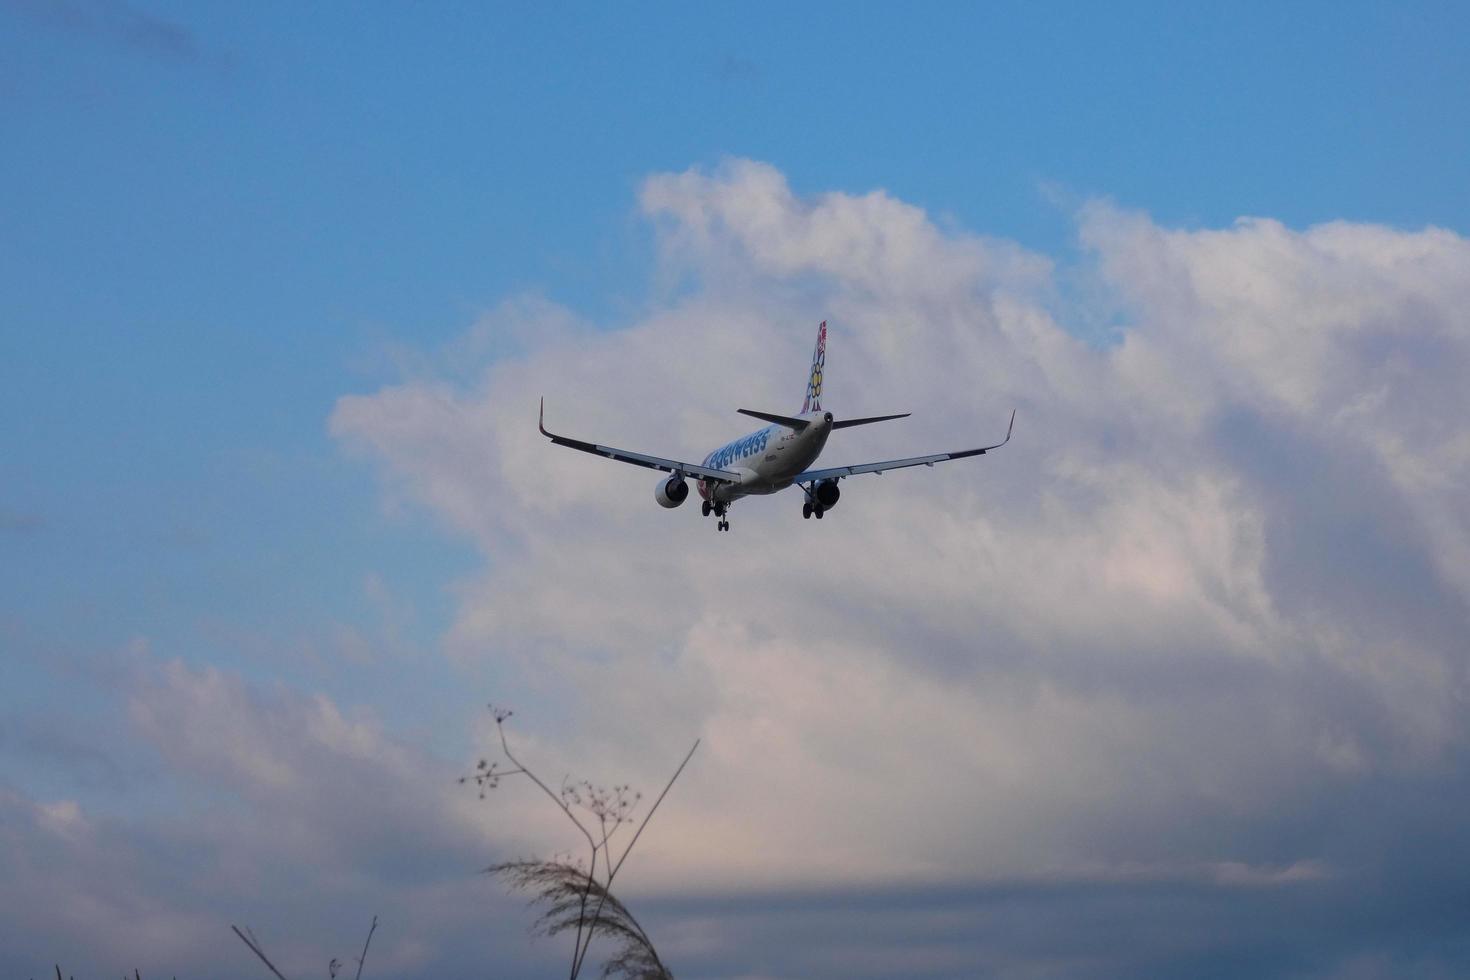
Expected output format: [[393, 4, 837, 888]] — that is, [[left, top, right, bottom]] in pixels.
[[814, 479, 841, 509], [654, 475, 690, 508]]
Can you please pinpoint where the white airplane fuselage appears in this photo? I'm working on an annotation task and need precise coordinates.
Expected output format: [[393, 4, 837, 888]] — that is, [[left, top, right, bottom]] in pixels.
[[697, 411, 834, 504]]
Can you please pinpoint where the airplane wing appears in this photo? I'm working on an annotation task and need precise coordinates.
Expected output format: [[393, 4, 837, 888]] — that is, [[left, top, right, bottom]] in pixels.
[[794, 410, 1015, 484], [539, 399, 743, 484]]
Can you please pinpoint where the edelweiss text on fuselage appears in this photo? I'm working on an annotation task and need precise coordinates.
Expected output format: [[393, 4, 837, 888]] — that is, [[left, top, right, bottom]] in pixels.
[[705, 429, 773, 471]]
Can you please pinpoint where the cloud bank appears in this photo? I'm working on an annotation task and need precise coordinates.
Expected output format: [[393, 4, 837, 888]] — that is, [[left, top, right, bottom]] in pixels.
[[329, 159, 1470, 974], [8, 158, 1468, 978]]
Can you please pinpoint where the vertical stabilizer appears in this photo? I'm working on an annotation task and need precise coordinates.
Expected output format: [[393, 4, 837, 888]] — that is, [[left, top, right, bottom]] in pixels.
[[800, 320, 827, 413]]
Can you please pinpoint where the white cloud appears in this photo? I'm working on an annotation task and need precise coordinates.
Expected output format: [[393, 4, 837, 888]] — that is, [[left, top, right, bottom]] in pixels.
[[9, 157, 1467, 979], [330, 158, 1470, 905]]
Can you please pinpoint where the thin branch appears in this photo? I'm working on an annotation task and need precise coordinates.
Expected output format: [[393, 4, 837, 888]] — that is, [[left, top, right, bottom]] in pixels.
[[613, 739, 700, 881], [231, 925, 292, 980], [495, 718, 599, 978], [497, 720, 597, 854], [573, 739, 699, 976], [353, 915, 378, 980]]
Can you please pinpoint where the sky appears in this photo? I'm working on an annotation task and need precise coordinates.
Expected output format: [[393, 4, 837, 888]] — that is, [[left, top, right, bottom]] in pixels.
[[3, 2, 1470, 978]]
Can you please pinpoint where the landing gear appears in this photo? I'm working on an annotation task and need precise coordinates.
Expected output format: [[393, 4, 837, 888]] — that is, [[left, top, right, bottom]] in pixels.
[[701, 500, 712, 517], [801, 486, 825, 521], [717, 519, 729, 532], [710, 500, 729, 532]]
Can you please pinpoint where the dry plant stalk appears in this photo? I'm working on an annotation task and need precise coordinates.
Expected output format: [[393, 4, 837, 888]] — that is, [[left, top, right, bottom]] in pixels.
[[230, 915, 378, 980], [463, 705, 698, 980]]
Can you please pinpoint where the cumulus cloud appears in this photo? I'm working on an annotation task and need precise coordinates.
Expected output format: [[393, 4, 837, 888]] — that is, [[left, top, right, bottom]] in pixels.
[[329, 159, 1470, 974]]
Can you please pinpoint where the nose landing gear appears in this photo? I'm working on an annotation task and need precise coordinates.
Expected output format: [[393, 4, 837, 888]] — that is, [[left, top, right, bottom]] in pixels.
[[709, 500, 730, 532]]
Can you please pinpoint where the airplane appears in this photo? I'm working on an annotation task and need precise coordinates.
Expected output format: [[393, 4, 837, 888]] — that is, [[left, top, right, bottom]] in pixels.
[[538, 320, 1014, 531]]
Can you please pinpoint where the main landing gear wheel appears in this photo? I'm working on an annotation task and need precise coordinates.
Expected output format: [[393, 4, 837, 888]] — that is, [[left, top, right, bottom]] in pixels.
[[702, 500, 712, 517], [814, 505, 824, 519], [802, 502, 812, 519]]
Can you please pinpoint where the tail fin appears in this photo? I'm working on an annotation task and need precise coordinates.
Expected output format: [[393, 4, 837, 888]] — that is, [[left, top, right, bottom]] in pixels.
[[800, 320, 827, 413]]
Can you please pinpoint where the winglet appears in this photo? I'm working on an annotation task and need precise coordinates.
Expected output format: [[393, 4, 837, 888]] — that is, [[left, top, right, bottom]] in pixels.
[[969, 409, 1016, 457], [538, 397, 551, 438]]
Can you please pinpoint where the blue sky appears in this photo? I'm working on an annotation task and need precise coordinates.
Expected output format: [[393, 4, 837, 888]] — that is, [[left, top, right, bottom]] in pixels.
[[4, 3, 1470, 978]]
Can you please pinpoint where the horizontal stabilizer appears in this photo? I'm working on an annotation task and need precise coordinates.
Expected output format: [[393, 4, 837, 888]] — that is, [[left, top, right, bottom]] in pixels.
[[831, 412, 910, 429], [737, 408, 810, 431]]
